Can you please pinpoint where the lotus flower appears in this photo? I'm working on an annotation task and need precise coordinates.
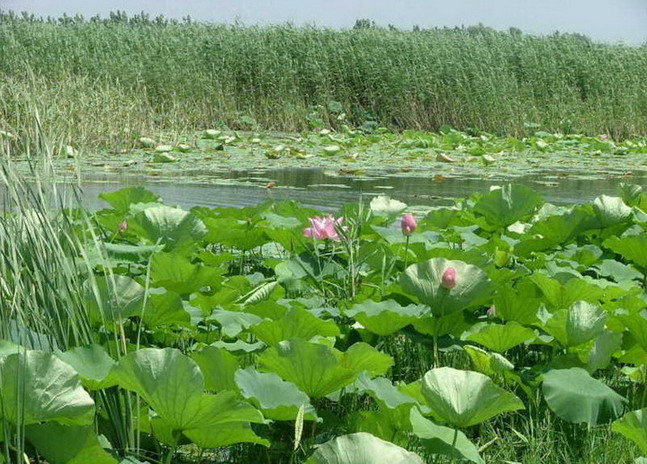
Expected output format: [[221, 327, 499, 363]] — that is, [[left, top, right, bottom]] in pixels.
[[304, 216, 345, 241], [401, 213, 417, 236], [119, 220, 128, 233], [441, 267, 457, 289]]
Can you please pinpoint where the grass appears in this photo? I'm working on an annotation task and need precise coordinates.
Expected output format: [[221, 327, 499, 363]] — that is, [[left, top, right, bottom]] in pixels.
[[1, 12, 646, 150]]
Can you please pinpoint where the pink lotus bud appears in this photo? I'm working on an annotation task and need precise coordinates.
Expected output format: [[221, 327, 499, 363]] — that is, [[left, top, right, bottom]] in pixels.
[[401, 213, 417, 236], [441, 267, 457, 289], [119, 220, 128, 233], [487, 305, 496, 318]]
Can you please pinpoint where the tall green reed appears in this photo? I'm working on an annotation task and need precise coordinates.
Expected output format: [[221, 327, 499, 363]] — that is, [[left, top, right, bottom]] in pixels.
[[0, 120, 146, 461], [1, 13, 646, 149]]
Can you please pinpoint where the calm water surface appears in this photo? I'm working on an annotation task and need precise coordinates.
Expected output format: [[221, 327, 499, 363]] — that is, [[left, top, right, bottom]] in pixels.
[[71, 167, 647, 210]]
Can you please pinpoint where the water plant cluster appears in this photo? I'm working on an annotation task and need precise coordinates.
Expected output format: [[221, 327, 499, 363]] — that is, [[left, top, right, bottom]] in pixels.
[[5, 127, 646, 188], [3, 177, 647, 463], [1, 12, 647, 149]]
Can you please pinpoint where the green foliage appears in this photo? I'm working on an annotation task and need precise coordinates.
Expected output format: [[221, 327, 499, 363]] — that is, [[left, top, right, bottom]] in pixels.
[[542, 368, 627, 425], [2, 180, 647, 463], [304, 432, 424, 464], [2, 16, 647, 149], [400, 258, 492, 316], [0, 351, 95, 426], [420, 367, 524, 427]]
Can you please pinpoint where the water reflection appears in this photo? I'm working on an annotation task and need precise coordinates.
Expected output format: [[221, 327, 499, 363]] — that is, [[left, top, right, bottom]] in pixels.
[[75, 167, 647, 211]]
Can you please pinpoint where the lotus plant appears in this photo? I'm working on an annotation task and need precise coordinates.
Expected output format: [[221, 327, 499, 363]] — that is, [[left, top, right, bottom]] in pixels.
[[304, 215, 345, 242]]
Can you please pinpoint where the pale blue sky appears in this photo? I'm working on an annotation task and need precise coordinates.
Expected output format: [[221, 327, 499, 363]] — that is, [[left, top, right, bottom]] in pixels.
[[3, 0, 646, 44]]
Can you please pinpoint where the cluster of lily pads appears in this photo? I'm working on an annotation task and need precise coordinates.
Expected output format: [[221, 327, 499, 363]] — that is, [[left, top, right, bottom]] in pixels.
[[134, 126, 647, 164], [4, 182, 647, 463]]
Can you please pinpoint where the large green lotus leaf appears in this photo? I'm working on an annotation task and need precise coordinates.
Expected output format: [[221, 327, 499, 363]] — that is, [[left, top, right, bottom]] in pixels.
[[26, 423, 117, 464], [99, 187, 160, 213], [604, 234, 647, 269], [151, 252, 222, 295], [596, 259, 644, 283], [0, 351, 94, 426], [346, 300, 425, 336], [208, 309, 264, 338], [341, 342, 394, 377], [473, 184, 543, 228], [541, 301, 607, 347], [530, 273, 603, 310], [593, 195, 632, 227], [463, 345, 514, 377], [410, 408, 484, 464], [258, 339, 356, 398], [235, 367, 317, 421], [493, 281, 541, 324], [86, 275, 145, 325], [113, 348, 263, 433], [211, 339, 265, 354], [250, 307, 339, 345], [542, 368, 627, 425], [413, 310, 471, 337], [191, 346, 240, 392], [244, 300, 289, 320], [261, 212, 302, 229], [586, 331, 623, 372], [466, 322, 536, 352], [352, 372, 418, 409], [618, 183, 644, 206], [183, 422, 270, 448], [103, 243, 164, 264], [141, 288, 191, 327], [420, 367, 524, 427], [612, 408, 647, 454], [304, 432, 424, 464], [400, 258, 492, 317], [615, 309, 647, 351], [191, 277, 253, 313], [203, 217, 269, 251], [514, 205, 599, 255], [348, 406, 411, 446], [56, 344, 117, 390], [133, 205, 207, 251]]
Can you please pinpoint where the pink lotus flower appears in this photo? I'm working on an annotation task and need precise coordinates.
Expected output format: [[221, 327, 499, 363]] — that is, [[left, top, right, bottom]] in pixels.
[[487, 305, 496, 318], [401, 213, 417, 236], [441, 267, 457, 289], [119, 220, 128, 233], [303, 216, 345, 242]]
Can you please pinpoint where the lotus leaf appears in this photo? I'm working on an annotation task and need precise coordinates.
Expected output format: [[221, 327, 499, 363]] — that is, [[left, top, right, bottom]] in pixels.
[[410, 408, 484, 464], [304, 432, 424, 464], [235, 367, 318, 420], [542, 368, 626, 425], [420, 367, 524, 427], [612, 408, 647, 454], [0, 350, 94, 426], [346, 300, 425, 335], [400, 258, 492, 317]]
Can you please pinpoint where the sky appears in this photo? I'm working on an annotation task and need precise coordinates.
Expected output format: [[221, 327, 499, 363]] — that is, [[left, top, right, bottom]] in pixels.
[[2, 0, 646, 44]]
